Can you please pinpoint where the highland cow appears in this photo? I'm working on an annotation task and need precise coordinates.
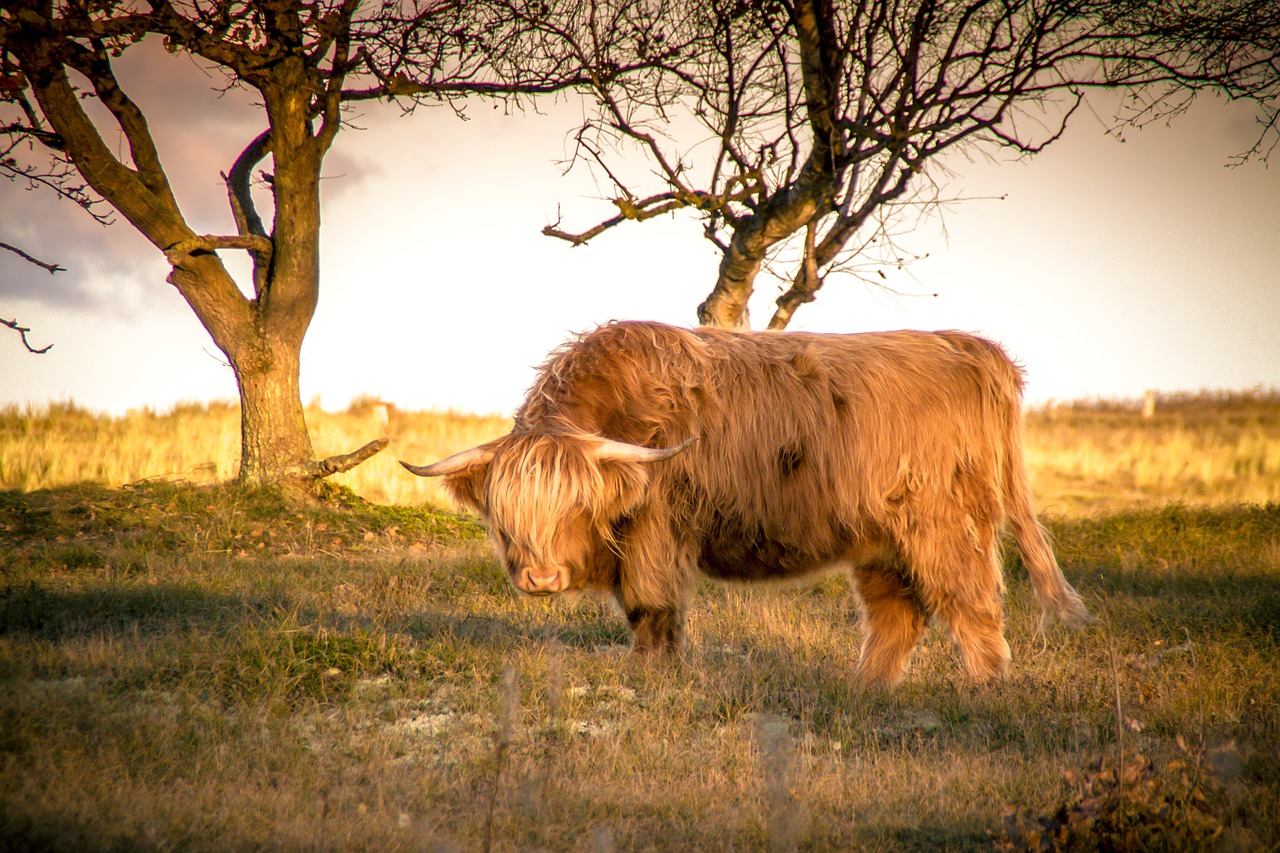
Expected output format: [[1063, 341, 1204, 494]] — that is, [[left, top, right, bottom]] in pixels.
[[401, 321, 1091, 686]]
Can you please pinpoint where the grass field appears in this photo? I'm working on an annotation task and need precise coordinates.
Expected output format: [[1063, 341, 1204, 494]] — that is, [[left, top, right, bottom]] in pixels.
[[1, 392, 1278, 850], [4, 390, 1280, 511]]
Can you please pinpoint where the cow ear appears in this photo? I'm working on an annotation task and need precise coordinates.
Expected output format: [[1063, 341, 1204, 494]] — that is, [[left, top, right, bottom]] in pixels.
[[400, 444, 496, 514], [442, 466, 490, 514], [597, 460, 652, 517], [589, 435, 694, 517]]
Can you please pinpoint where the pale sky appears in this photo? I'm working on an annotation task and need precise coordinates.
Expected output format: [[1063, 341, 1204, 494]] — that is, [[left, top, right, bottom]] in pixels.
[[2, 41, 1278, 417]]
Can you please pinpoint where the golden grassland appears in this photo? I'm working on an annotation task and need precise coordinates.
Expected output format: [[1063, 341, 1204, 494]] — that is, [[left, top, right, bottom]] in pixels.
[[1025, 390, 1280, 513], [0, 397, 513, 507], [1, 390, 1278, 850], [4, 388, 1280, 511]]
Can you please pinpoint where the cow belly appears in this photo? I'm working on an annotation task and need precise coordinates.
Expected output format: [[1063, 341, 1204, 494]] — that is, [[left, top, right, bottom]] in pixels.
[[696, 523, 836, 581]]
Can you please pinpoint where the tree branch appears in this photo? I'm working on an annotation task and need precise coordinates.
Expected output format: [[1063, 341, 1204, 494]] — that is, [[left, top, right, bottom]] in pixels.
[[0, 240, 64, 274], [14, 43, 190, 251], [1, 316, 52, 354], [313, 0, 361, 154], [542, 211, 628, 246], [542, 187, 732, 246], [164, 234, 274, 266], [223, 129, 273, 297], [67, 40, 181, 211], [225, 130, 272, 241], [768, 218, 822, 330], [312, 437, 389, 478]]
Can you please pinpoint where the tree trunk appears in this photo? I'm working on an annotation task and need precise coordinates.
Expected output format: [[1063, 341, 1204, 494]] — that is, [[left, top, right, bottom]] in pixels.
[[697, 188, 827, 330], [181, 257, 385, 489], [697, 235, 761, 330], [232, 335, 316, 485], [161, 245, 323, 486]]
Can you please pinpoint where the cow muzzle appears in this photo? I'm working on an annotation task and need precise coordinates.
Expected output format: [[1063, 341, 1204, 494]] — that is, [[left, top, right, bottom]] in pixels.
[[518, 566, 565, 595]]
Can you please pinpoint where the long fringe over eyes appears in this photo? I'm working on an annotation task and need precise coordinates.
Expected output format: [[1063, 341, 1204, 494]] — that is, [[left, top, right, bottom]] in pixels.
[[483, 433, 649, 557]]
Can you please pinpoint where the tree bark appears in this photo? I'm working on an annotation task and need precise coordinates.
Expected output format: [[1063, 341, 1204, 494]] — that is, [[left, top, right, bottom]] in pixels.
[[231, 333, 316, 484], [697, 188, 829, 330], [697, 236, 760, 330]]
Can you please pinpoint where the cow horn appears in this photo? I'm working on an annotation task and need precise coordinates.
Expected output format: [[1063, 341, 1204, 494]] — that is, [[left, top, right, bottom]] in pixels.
[[592, 435, 699, 464], [399, 446, 494, 477]]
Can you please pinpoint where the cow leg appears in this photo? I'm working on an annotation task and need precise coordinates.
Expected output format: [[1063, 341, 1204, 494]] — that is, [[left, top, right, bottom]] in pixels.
[[625, 605, 686, 656], [941, 597, 1009, 682], [907, 518, 1010, 683], [851, 562, 928, 688], [614, 503, 692, 658]]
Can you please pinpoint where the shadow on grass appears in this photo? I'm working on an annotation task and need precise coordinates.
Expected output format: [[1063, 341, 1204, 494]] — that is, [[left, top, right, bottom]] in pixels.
[[397, 604, 631, 654], [0, 809, 104, 853], [30, 571, 635, 674], [0, 581, 267, 640], [1047, 503, 1280, 646], [1082, 564, 1280, 647]]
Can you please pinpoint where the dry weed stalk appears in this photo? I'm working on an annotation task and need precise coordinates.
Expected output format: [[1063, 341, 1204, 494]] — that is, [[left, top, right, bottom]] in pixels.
[[757, 713, 805, 852], [483, 663, 520, 853]]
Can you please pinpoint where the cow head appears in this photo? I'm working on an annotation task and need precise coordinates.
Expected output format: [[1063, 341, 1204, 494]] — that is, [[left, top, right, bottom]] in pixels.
[[401, 433, 695, 595]]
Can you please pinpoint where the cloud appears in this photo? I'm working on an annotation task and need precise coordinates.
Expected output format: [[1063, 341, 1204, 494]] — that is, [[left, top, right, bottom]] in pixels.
[[0, 191, 132, 307]]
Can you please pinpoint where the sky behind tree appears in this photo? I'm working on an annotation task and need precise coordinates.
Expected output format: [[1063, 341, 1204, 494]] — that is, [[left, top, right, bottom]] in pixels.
[[2, 41, 1277, 417]]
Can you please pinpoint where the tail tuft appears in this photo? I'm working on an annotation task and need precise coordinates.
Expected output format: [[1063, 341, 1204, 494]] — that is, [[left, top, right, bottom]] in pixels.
[[1042, 582, 1097, 631], [1013, 512, 1096, 630]]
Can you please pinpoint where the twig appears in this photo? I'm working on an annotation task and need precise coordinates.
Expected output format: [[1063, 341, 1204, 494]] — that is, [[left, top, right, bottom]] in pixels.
[[1, 317, 52, 354], [0, 241, 65, 274]]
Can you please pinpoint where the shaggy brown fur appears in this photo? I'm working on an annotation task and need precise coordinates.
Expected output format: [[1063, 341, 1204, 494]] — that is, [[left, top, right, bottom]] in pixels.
[[402, 321, 1092, 687]]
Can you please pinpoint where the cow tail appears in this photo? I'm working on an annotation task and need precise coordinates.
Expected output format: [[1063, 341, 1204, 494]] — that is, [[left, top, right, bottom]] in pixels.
[[1001, 394, 1095, 631]]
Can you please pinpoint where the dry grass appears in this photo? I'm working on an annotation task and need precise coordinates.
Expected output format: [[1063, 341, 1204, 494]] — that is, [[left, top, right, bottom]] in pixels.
[[0, 397, 512, 507], [1024, 389, 1280, 513], [5, 389, 1279, 513], [1, 391, 1278, 849]]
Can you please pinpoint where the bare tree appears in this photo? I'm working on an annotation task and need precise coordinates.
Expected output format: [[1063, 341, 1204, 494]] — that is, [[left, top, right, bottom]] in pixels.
[[535, 0, 1280, 330], [0, 0, 612, 487]]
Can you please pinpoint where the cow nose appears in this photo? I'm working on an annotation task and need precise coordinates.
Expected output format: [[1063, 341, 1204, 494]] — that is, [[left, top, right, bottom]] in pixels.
[[521, 567, 563, 594]]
